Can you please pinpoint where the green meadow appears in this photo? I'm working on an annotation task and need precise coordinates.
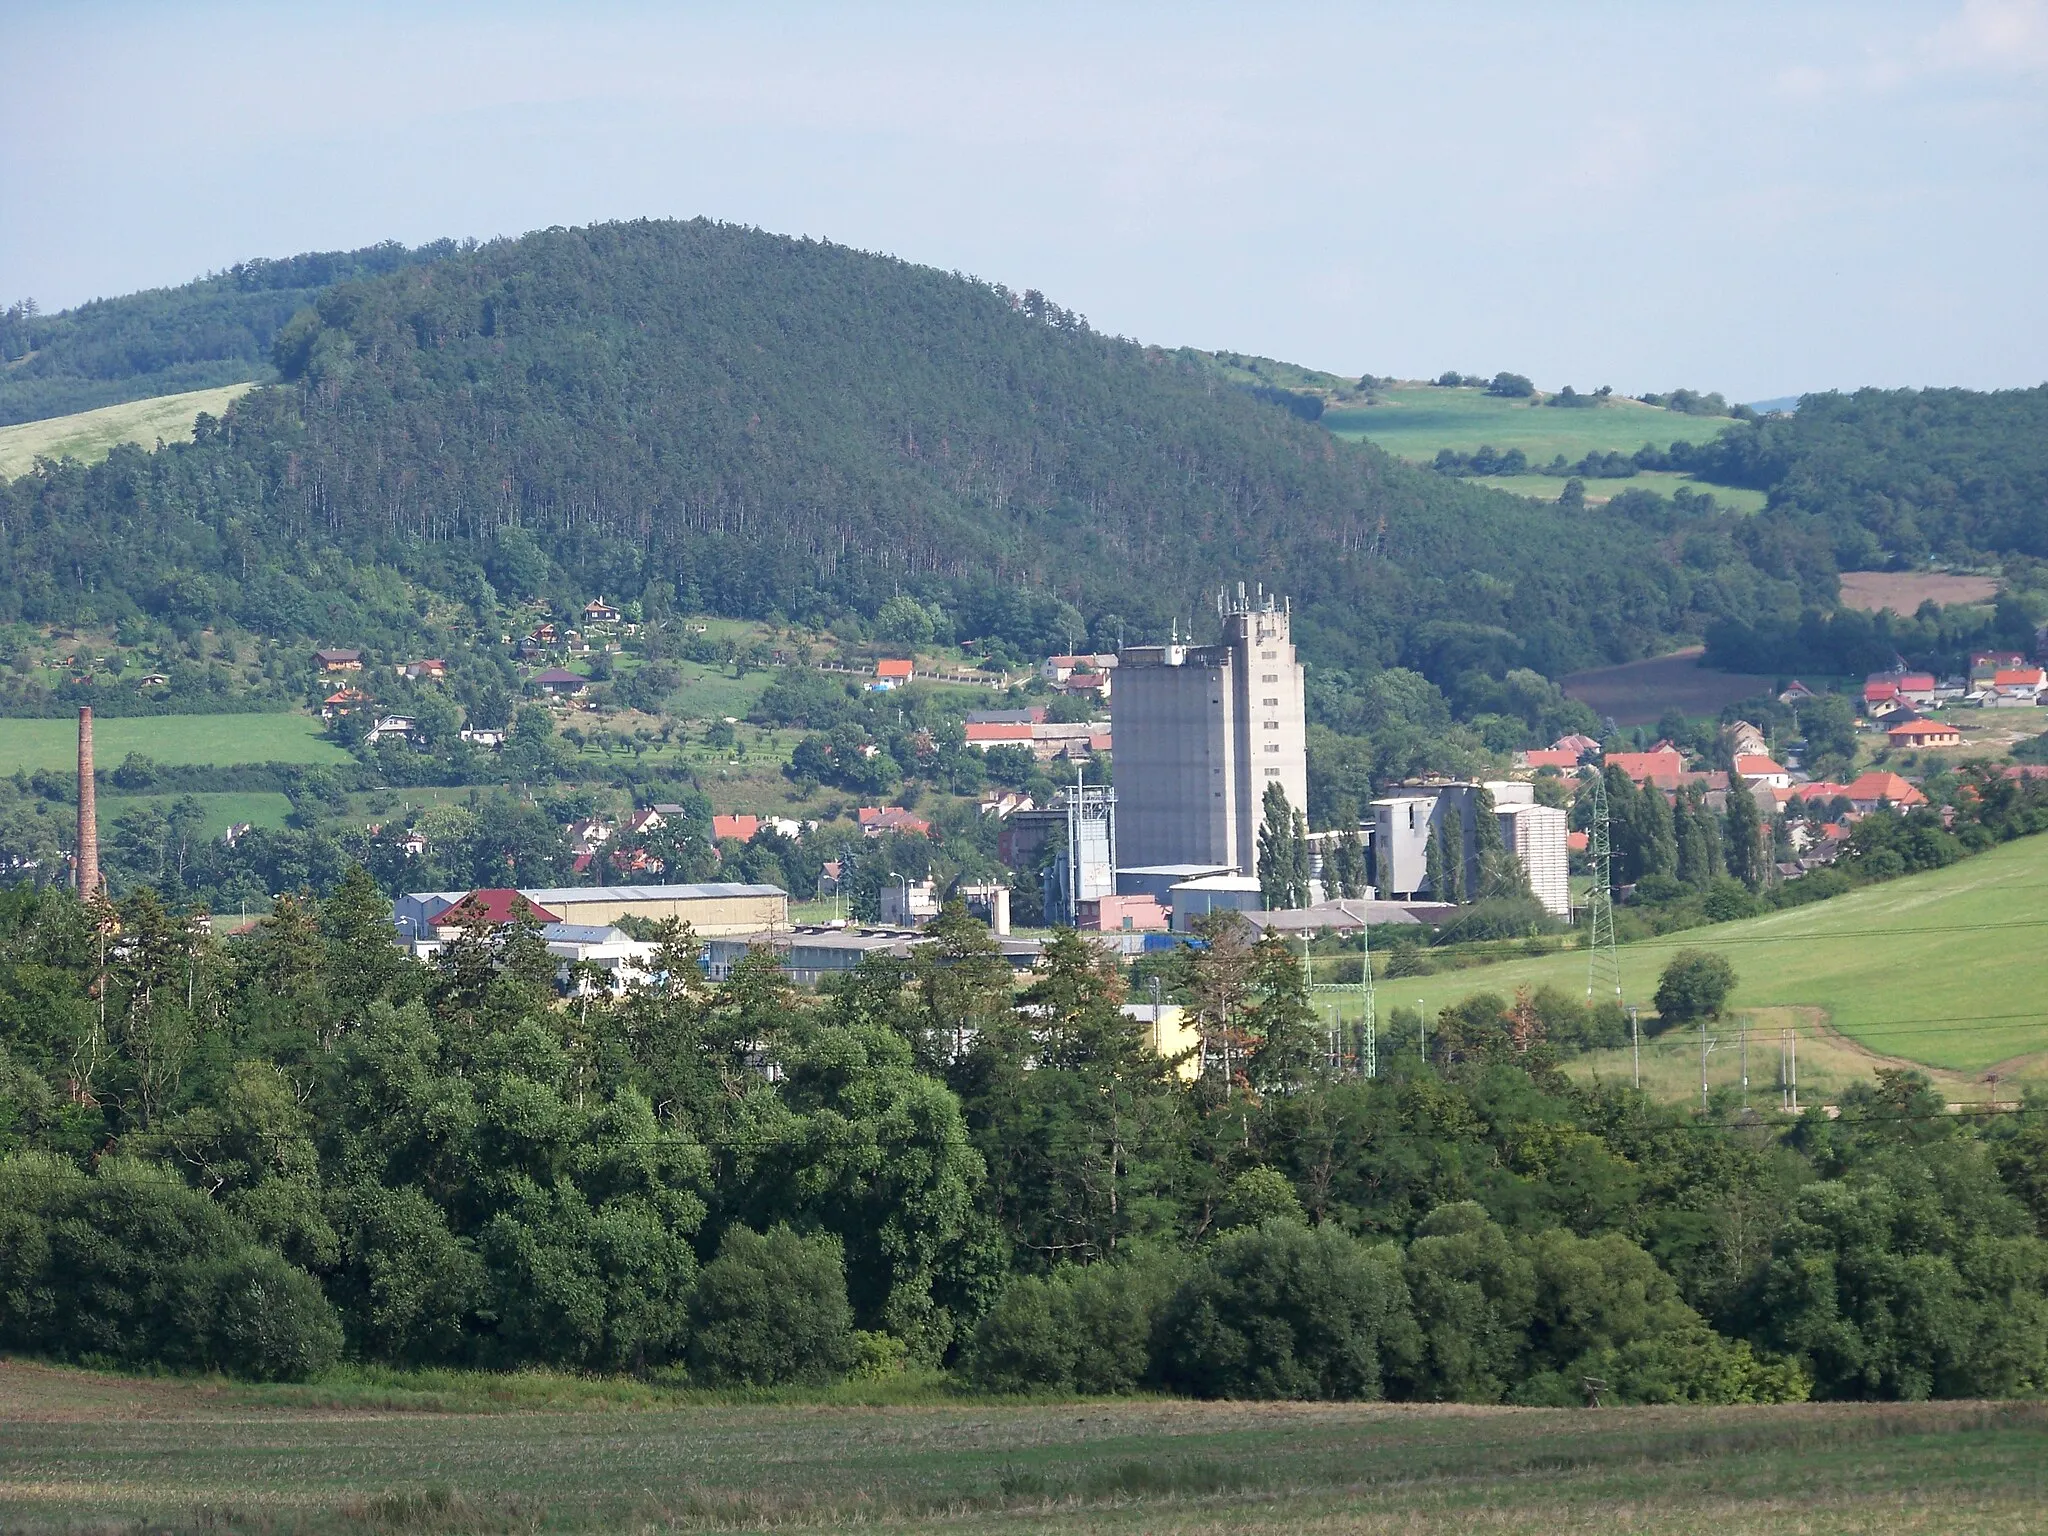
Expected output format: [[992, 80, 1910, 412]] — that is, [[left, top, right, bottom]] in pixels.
[[1, 1362, 2041, 1534], [0, 382, 257, 478], [1465, 468, 1770, 514], [96, 789, 295, 839], [1324, 383, 1740, 460], [1381, 833, 2048, 1077], [0, 712, 349, 774]]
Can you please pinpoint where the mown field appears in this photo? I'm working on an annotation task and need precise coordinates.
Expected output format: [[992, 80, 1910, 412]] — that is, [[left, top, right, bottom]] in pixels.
[[1386, 833, 2048, 1083], [0, 381, 257, 478], [0, 1362, 2042, 1534], [96, 789, 295, 839], [1835, 571, 2000, 613], [0, 712, 350, 774]]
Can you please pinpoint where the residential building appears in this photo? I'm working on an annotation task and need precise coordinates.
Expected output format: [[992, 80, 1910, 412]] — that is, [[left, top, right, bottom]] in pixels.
[[1515, 748, 1582, 770], [1078, 893, 1170, 933], [534, 667, 587, 697], [1887, 719, 1963, 749], [1731, 753, 1791, 789], [583, 598, 622, 625], [314, 647, 363, 672], [1723, 721, 1770, 759], [1043, 653, 1118, 683], [1605, 747, 1687, 790], [712, 814, 760, 843], [397, 658, 448, 681], [459, 727, 505, 749], [870, 659, 915, 691], [965, 720, 1034, 750], [1551, 733, 1602, 757], [857, 806, 932, 838], [1112, 584, 1307, 874], [1971, 651, 2028, 685], [1991, 667, 2047, 704], [364, 713, 422, 746], [1843, 772, 1927, 812], [1777, 680, 1817, 704]]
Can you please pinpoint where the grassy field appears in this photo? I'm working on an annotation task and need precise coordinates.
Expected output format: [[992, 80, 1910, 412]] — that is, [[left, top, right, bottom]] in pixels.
[[0, 712, 350, 774], [1383, 833, 2048, 1082], [96, 789, 295, 839], [1325, 384, 1738, 459], [0, 1361, 2042, 1533], [0, 382, 257, 478], [1561, 647, 1779, 725]]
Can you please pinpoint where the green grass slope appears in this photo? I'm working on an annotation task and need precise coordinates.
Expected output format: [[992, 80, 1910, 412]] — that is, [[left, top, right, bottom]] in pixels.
[[1397, 832, 2048, 1074], [0, 383, 255, 478], [1324, 383, 1739, 461], [0, 713, 348, 775]]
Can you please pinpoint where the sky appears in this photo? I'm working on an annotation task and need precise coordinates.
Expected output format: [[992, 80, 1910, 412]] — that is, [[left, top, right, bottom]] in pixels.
[[3, 1, 2044, 401]]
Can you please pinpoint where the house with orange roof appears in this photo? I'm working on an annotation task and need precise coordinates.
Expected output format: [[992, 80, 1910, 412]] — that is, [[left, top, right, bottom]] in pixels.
[[870, 658, 915, 692], [1844, 771, 1926, 812], [1605, 747, 1687, 790], [1516, 748, 1582, 770], [1887, 718, 1962, 749], [432, 888, 562, 934], [1990, 666, 2046, 704], [857, 806, 931, 837], [712, 814, 761, 843]]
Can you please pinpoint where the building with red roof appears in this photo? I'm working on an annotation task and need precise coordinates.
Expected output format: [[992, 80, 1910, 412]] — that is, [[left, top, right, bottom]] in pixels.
[[870, 659, 915, 692], [1731, 753, 1790, 788], [1844, 771, 1926, 811], [433, 888, 562, 931], [1605, 747, 1686, 790], [712, 814, 760, 843], [1887, 718, 1963, 748], [1517, 748, 1582, 770], [857, 806, 931, 837]]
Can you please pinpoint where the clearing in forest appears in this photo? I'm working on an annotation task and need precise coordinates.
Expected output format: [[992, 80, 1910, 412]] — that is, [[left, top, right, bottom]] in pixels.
[[0, 382, 258, 478], [1561, 647, 1778, 725]]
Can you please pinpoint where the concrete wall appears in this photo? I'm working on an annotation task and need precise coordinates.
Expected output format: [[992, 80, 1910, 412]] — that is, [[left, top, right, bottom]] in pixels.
[[538, 888, 788, 935]]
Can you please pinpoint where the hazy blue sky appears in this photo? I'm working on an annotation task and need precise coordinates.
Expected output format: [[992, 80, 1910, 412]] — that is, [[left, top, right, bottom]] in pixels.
[[4, 2, 2043, 399]]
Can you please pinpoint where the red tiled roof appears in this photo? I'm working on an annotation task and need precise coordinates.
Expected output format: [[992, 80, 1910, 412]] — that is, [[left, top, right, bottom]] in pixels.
[[875, 659, 915, 679], [1993, 668, 2047, 687], [712, 814, 759, 842], [1886, 720, 1960, 740], [437, 888, 561, 927], [1607, 748, 1686, 788], [965, 721, 1034, 743], [1845, 771, 1926, 806], [1521, 749, 1581, 769], [1733, 754, 1786, 777]]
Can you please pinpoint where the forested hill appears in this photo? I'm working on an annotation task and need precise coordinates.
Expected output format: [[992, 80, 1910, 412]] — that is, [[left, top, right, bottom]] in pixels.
[[0, 241, 455, 427], [1689, 386, 2048, 567], [2, 220, 1817, 677]]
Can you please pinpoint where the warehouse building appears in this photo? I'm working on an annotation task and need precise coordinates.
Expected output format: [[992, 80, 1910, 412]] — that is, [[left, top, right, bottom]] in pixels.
[[396, 881, 789, 942]]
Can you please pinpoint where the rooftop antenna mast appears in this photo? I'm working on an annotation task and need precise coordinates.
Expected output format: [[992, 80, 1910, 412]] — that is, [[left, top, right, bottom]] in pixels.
[[1585, 770, 1622, 1009]]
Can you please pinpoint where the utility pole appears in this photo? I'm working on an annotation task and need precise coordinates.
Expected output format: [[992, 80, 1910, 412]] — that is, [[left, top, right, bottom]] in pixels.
[[1740, 1018, 1748, 1104], [1789, 1027, 1799, 1113], [1700, 1017, 1716, 1113], [1418, 998, 1427, 1067], [1630, 1006, 1640, 1091]]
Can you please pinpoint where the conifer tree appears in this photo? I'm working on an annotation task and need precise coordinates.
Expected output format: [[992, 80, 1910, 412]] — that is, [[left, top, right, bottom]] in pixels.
[[1725, 773, 1767, 890]]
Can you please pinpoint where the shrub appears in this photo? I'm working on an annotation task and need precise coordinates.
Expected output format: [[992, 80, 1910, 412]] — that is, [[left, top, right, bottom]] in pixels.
[[687, 1224, 855, 1386], [0, 1153, 340, 1380], [963, 1252, 1180, 1395], [1653, 949, 1737, 1026], [1153, 1220, 1417, 1400], [1398, 1203, 1535, 1403]]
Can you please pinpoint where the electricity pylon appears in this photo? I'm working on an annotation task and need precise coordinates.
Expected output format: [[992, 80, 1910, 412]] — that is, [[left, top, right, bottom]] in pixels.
[[1585, 771, 1622, 1008]]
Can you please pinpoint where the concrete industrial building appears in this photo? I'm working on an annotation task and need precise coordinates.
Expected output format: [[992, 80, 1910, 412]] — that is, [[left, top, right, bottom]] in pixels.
[[1113, 585, 1308, 875], [1370, 782, 1570, 919]]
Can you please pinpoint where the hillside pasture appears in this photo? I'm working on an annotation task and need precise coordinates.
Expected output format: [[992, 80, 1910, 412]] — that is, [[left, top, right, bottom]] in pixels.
[[1837, 571, 2000, 613], [1561, 647, 1777, 725], [0, 1361, 2041, 1533], [0, 382, 257, 479], [0, 712, 349, 775], [1389, 832, 2048, 1082], [1324, 384, 1738, 461], [96, 790, 295, 840]]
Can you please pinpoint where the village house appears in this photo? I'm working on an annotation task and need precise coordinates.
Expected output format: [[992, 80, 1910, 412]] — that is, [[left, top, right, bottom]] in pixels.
[[1731, 752, 1790, 789], [1971, 651, 2029, 686], [1515, 748, 1582, 770], [321, 687, 366, 720], [1777, 679, 1817, 704], [1605, 746, 1687, 791], [397, 658, 448, 682], [534, 667, 588, 698], [1887, 718, 1963, 749], [1844, 770, 1927, 813], [459, 727, 505, 749], [315, 647, 363, 673], [712, 814, 760, 843], [869, 658, 915, 692], [624, 806, 666, 837], [363, 713, 422, 746], [584, 598, 622, 626], [1989, 666, 2047, 706], [1042, 653, 1118, 685], [1723, 720, 1770, 759], [857, 806, 932, 838]]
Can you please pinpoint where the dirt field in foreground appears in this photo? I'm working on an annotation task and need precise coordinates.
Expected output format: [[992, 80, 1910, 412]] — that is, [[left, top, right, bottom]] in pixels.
[[1837, 571, 1999, 613]]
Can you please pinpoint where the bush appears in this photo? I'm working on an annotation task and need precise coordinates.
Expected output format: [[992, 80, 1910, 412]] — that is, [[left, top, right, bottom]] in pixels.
[[687, 1224, 855, 1386], [0, 1153, 341, 1380], [1153, 1220, 1417, 1400], [1653, 949, 1737, 1026], [963, 1252, 1179, 1395], [1398, 1203, 1534, 1403]]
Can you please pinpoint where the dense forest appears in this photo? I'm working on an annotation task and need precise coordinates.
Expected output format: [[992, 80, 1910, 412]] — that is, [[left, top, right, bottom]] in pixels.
[[0, 241, 453, 426], [2, 221, 1823, 696], [4, 877, 2047, 1401]]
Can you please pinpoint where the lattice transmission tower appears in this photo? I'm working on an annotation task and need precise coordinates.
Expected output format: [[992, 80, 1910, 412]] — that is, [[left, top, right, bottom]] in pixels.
[[1584, 770, 1623, 1007]]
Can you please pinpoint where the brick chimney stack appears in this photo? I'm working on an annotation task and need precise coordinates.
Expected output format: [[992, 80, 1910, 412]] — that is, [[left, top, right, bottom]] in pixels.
[[76, 707, 100, 901]]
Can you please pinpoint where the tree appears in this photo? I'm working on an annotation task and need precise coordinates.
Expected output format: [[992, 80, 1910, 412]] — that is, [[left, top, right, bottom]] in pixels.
[[1256, 782, 1307, 909], [1470, 787, 1530, 901], [1434, 804, 1465, 903], [1725, 773, 1767, 890], [1653, 950, 1737, 1025], [687, 1224, 856, 1385], [1154, 1220, 1417, 1400]]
